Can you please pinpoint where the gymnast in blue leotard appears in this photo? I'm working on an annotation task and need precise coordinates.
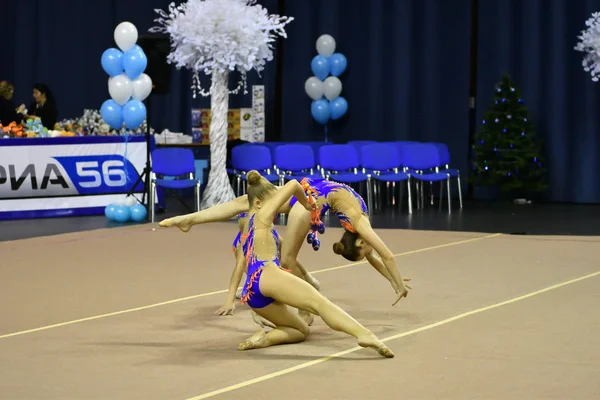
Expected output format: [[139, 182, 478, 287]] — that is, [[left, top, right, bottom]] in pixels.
[[288, 177, 368, 234], [230, 170, 394, 357], [277, 177, 410, 305], [161, 174, 411, 313], [238, 213, 285, 308]]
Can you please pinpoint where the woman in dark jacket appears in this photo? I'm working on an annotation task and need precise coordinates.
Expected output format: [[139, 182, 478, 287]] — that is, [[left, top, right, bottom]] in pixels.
[[21, 83, 58, 129], [0, 81, 25, 126]]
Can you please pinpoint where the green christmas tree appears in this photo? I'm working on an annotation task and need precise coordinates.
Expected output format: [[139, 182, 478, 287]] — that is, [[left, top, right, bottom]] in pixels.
[[470, 73, 547, 195]]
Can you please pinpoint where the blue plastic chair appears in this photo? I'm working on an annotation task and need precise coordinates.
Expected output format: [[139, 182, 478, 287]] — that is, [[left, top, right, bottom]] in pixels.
[[430, 142, 463, 208], [274, 144, 322, 185], [348, 140, 378, 165], [231, 144, 280, 195], [318, 144, 373, 214], [381, 141, 420, 168], [398, 143, 452, 213], [302, 141, 333, 169], [150, 148, 201, 222], [361, 143, 412, 214], [261, 142, 289, 170], [227, 142, 261, 175]]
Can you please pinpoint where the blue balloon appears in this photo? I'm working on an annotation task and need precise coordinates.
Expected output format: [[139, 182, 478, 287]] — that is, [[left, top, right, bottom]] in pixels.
[[311, 99, 330, 124], [123, 45, 148, 80], [101, 48, 124, 77], [329, 53, 347, 77], [311, 55, 330, 81], [329, 97, 348, 120], [113, 205, 131, 223], [104, 203, 118, 220], [123, 99, 147, 129], [100, 99, 124, 129], [129, 203, 147, 222]]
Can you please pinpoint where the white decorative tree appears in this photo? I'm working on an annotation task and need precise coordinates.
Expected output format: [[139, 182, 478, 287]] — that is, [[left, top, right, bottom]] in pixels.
[[575, 12, 600, 82], [151, 0, 293, 208]]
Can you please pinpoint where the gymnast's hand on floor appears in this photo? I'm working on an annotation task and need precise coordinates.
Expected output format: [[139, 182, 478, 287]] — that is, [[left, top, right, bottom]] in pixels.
[[392, 278, 411, 306], [214, 303, 235, 316], [158, 216, 192, 233]]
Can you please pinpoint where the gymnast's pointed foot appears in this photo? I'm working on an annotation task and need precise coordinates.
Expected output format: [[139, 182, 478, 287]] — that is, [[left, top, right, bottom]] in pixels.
[[158, 215, 192, 232], [237, 330, 268, 351], [357, 335, 394, 358], [235, 287, 243, 299]]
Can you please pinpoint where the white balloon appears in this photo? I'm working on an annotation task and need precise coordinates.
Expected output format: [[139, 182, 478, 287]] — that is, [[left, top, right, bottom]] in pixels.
[[114, 21, 138, 52], [316, 34, 336, 57], [108, 73, 133, 105], [304, 76, 324, 100], [323, 76, 342, 101], [124, 196, 137, 207], [132, 73, 153, 101]]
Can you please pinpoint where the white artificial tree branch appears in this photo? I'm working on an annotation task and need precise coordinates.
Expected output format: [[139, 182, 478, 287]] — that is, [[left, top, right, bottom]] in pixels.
[[150, 0, 293, 94], [575, 12, 600, 82], [151, 0, 293, 208]]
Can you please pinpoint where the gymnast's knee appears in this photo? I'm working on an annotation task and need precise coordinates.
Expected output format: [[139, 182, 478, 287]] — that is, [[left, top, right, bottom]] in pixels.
[[297, 293, 327, 316], [281, 256, 302, 277]]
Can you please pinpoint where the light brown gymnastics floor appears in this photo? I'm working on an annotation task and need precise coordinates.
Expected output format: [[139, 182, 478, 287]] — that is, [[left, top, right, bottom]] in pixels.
[[0, 221, 599, 400]]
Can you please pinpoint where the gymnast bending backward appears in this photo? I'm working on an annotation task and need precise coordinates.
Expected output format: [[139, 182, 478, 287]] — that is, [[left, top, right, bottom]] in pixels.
[[160, 177, 411, 308], [227, 171, 395, 356]]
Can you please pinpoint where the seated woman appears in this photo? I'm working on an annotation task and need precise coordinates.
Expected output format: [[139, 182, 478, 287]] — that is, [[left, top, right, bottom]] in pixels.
[[0, 81, 25, 126], [197, 171, 395, 356], [20, 83, 58, 130]]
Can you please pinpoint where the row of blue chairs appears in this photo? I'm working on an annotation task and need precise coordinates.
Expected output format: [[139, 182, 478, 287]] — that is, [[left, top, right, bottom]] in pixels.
[[145, 140, 463, 222], [228, 141, 463, 215]]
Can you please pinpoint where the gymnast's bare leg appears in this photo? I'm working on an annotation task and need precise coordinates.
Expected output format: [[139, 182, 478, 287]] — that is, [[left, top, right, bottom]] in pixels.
[[243, 265, 393, 358]]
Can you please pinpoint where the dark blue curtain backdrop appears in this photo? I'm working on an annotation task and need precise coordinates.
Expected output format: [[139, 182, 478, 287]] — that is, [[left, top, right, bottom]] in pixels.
[[0, 0, 280, 138], [0, 0, 195, 133], [477, 0, 600, 203], [280, 0, 472, 173], [0, 0, 472, 184]]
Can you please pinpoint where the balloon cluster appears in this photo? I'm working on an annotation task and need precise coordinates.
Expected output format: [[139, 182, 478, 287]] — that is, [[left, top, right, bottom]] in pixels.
[[104, 196, 147, 223], [100, 22, 153, 130], [305, 34, 348, 125]]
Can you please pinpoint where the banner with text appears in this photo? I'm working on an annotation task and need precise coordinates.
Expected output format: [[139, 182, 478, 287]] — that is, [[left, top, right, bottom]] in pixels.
[[0, 137, 149, 219]]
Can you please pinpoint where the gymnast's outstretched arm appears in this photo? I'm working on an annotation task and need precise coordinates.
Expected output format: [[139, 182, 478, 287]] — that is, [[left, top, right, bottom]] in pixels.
[[355, 216, 410, 305], [215, 247, 247, 316], [365, 251, 411, 292], [365, 251, 395, 286], [259, 180, 313, 221]]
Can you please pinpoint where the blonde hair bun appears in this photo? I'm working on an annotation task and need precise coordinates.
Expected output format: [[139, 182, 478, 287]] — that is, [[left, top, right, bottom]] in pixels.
[[247, 170, 262, 185], [332, 242, 345, 254]]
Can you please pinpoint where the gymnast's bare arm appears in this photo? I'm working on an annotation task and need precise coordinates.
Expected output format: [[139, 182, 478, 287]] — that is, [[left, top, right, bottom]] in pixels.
[[355, 216, 410, 305], [215, 247, 247, 316], [258, 180, 314, 221], [365, 251, 412, 292]]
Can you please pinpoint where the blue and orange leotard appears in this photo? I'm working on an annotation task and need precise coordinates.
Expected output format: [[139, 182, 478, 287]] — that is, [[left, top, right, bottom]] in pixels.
[[232, 212, 280, 253], [289, 177, 369, 233], [231, 212, 248, 252], [238, 213, 289, 309]]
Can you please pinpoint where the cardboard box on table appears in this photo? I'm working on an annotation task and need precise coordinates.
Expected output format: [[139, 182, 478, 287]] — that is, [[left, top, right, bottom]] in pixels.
[[198, 108, 241, 144]]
